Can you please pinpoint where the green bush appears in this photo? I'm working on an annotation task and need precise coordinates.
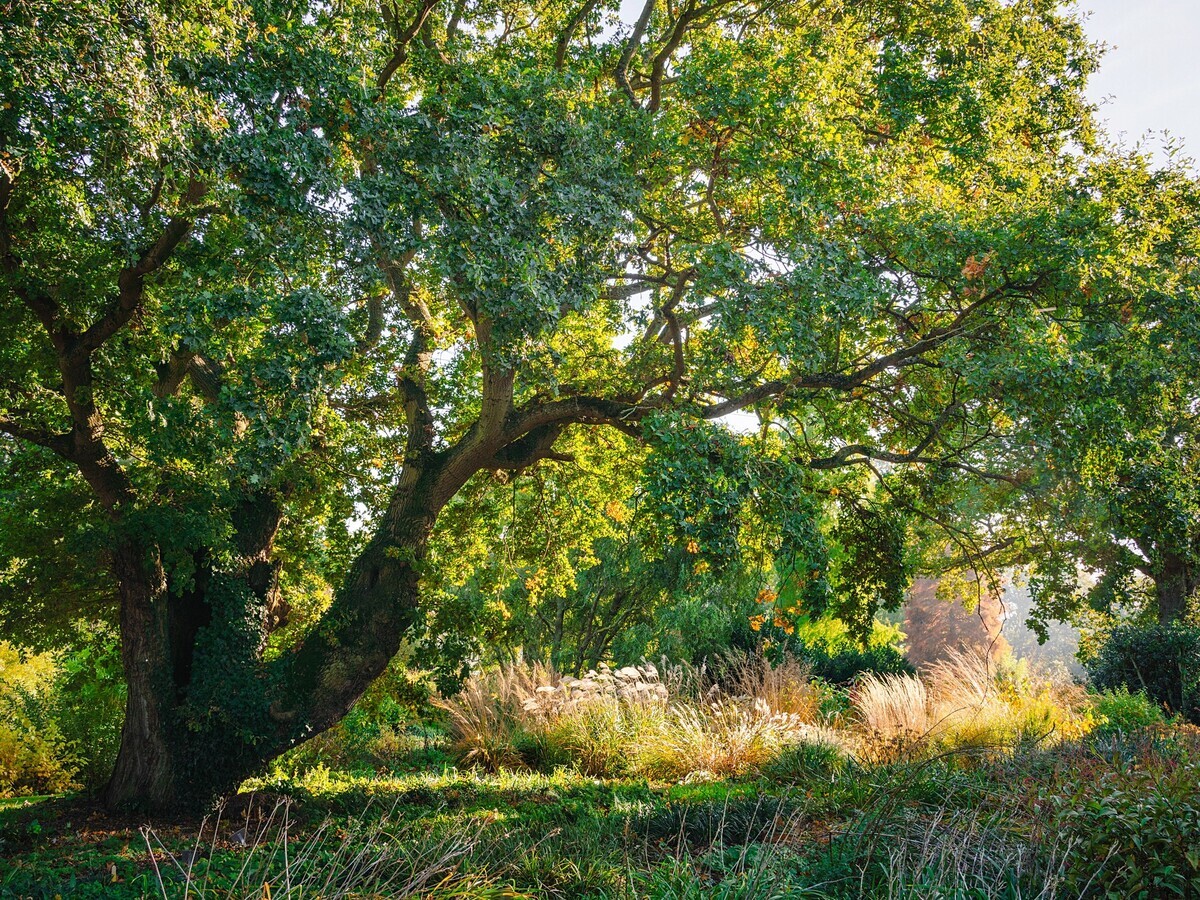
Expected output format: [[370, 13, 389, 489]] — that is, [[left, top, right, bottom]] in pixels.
[[761, 740, 848, 783], [1051, 749, 1200, 897], [0, 626, 127, 798], [778, 614, 914, 684], [0, 643, 77, 798], [1088, 687, 1168, 738], [802, 642, 913, 684], [52, 624, 126, 790], [279, 657, 437, 772], [1086, 623, 1200, 724]]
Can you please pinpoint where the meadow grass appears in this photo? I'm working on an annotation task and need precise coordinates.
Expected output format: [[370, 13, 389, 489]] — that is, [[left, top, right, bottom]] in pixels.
[[2, 652, 1196, 898], [5, 729, 1198, 898]]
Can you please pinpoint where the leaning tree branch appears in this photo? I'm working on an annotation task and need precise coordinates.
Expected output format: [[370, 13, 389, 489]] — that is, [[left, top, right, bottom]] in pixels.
[[555, 0, 601, 68], [0, 415, 74, 458], [701, 327, 960, 419], [699, 280, 1028, 419], [398, 329, 436, 461], [432, 392, 644, 512], [152, 348, 226, 402], [646, 0, 695, 112], [377, 0, 442, 94], [74, 178, 209, 358], [363, 242, 423, 353], [805, 445, 1030, 491], [656, 276, 690, 403], [616, 0, 657, 103], [643, 0, 741, 111], [490, 422, 570, 470], [507, 395, 645, 443]]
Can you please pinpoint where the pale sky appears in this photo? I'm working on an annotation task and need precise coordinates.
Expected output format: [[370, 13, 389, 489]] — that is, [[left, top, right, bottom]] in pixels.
[[1075, 0, 1200, 164]]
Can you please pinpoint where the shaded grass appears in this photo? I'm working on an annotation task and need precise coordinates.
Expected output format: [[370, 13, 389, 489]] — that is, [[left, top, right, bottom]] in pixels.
[[3, 727, 1198, 899]]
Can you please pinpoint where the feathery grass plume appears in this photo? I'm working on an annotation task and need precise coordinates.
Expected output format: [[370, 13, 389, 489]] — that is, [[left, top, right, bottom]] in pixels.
[[855, 673, 930, 736], [925, 648, 997, 711], [436, 661, 670, 772], [718, 650, 825, 721], [636, 700, 811, 780], [436, 656, 838, 779], [433, 663, 542, 771], [923, 649, 1095, 754], [923, 648, 1016, 754]]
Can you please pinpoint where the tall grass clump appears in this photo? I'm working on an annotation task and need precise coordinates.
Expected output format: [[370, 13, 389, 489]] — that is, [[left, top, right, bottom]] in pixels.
[[437, 656, 832, 779], [852, 649, 1093, 763], [637, 699, 812, 781], [717, 651, 826, 720], [433, 663, 548, 771], [810, 777, 1074, 900], [855, 673, 930, 738], [435, 661, 670, 774], [438, 649, 1103, 781]]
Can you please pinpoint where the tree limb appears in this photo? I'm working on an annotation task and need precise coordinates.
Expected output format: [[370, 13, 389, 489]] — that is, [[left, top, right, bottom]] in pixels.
[[74, 178, 209, 358], [377, 0, 442, 94], [0, 416, 74, 458], [555, 0, 601, 69], [616, 0, 656, 103], [701, 327, 959, 419], [646, 0, 695, 112], [698, 282, 1026, 419]]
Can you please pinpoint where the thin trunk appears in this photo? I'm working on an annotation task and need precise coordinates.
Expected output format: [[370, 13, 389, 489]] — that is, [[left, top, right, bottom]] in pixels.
[[588, 590, 635, 672], [550, 595, 565, 672]]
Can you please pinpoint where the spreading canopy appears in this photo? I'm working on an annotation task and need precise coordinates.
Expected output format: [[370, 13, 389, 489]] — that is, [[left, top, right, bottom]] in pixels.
[[2, 0, 1193, 808]]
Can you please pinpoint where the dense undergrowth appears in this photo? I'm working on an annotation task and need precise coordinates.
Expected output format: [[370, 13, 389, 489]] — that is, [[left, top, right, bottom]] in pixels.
[[0, 630, 125, 799], [3, 649, 1198, 899]]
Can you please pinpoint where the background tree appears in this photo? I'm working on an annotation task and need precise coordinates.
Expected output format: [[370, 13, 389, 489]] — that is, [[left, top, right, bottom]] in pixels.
[[2, 0, 1187, 810], [912, 156, 1200, 632]]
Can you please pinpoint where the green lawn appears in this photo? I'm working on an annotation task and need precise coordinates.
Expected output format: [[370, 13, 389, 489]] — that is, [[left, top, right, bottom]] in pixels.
[[3, 728, 1198, 899]]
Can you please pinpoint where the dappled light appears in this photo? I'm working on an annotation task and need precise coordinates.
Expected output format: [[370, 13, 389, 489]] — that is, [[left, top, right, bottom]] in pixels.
[[1, 0, 1198, 894]]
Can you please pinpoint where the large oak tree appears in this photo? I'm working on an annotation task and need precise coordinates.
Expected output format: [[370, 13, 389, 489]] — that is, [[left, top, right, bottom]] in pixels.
[[1, 0, 1188, 809]]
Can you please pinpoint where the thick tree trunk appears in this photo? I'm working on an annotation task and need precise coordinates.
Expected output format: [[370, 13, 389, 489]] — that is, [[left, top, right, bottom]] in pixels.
[[102, 545, 278, 811], [102, 490, 291, 811], [279, 472, 438, 737], [101, 479, 438, 812], [102, 542, 176, 810], [1156, 550, 1194, 624], [100, 391, 545, 811]]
